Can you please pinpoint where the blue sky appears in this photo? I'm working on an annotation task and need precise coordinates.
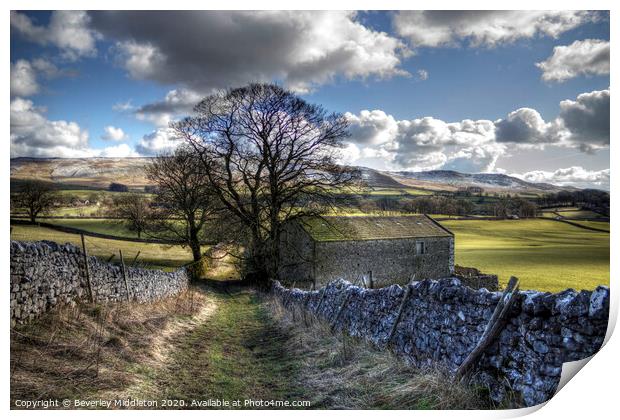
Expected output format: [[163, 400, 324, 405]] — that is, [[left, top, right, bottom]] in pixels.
[[10, 10, 610, 189]]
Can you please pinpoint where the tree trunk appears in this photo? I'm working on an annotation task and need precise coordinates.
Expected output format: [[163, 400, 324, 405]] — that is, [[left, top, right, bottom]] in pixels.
[[189, 226, 202, 263]]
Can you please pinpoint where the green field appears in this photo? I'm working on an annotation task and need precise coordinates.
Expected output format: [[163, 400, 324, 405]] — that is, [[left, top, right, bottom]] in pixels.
[[10, 225, 192, 270], [428, 214, 487, 219], [11, 216, 610, 292], [10, 217, 142, 238], [47, 218, 143, 238], [442, 219, 609, 292], [569, 220, 610, 232], [365, 187, 434, 196], [556, 210, 603, 219]]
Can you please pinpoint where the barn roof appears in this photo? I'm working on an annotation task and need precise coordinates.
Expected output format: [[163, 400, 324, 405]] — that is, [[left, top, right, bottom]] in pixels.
[[298, 215, 453, 242]]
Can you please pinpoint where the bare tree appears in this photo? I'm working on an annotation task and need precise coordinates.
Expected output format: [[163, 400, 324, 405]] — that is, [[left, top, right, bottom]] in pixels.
[[145, 146, 218, 262], [172, 83, 359, 283], [109, 194, 150, 238], [12, 180, 57, 223]]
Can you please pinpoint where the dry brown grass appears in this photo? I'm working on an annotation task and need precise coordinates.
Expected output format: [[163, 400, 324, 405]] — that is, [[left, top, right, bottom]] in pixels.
[[11, 286, 494, 410], [266, 296, 493, 410], [10, 286, 211, 408]]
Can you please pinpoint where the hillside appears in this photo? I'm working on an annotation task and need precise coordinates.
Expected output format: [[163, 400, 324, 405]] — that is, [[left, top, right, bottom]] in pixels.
[[10, 157, 152, 189], [389, 170, 573, 193], [11, 157, 573, 193]]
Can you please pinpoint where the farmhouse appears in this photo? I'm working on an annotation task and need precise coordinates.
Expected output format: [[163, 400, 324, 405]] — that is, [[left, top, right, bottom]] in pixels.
[[278, 215, 454, 288]]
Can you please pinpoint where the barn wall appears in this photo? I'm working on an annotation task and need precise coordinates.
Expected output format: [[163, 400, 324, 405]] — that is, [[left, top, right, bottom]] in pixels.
[[313, 236, 452, 287]]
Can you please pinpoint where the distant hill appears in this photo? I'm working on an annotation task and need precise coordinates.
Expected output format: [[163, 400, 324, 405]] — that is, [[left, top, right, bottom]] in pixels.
[[389, 170, 573, 193], [10, 157, 152, 189], [11, 157, 575, 193]]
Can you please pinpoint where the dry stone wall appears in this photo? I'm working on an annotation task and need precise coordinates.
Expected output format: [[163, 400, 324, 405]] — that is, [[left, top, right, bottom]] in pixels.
[[272, 278, 609, 407], [10, 240, 190, 326]]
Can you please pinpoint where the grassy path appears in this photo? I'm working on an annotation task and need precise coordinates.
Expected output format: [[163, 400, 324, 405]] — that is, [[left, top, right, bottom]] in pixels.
[[128, 289, 306, 408], [12, 284, 489, 410]]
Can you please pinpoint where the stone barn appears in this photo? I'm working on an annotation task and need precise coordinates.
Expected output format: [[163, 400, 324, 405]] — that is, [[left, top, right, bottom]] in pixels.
[[278, 215, 454, 288]]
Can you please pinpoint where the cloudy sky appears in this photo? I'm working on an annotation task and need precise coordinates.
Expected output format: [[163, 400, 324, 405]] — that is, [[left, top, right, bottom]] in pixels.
[[10, 10, 610, 189]]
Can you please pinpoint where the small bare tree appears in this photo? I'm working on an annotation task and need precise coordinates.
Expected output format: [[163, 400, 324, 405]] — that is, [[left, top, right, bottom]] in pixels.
[[12, 180, 57, 223], [172, 83, 359, 283], [109, 194, 150, 238], [145, 146, 218, 262]]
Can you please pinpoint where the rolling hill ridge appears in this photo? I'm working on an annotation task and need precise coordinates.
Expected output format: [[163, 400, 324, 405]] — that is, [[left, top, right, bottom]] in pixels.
[[11, 157, 574, 193]]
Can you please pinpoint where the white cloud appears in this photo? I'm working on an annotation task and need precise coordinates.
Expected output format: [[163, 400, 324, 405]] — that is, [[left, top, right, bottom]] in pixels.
[[558, 88, 609, 151], [443, 143, 506, 174], [393, 11, 598, 48], [10, 58, 60, 97], [99, 143, 140, 157], [10, 60, 39, 96], [112, 100, 135, 112], [346, 110, 498, 172], [91, 11, 409, 93], [10, 97, 139, 158], [10, 97, 91, 158], [113, 40, 166, 81], [494, 108, 564, 145], [345, 110, 399, 146], [11, 11, 99, 60], [101, 126, 128, 141], [512, 166, 609, 189], [135, 88, 203, 127], [344, 88, 608, 173], [338, 142, 362, 165], [537, 39, 610, 82], [417, 69, 429, 81], [136, 128, 184, 155]]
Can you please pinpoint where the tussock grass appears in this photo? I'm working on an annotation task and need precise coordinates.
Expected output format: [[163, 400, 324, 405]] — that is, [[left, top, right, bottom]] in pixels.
[[12, 287, 493, 410], [266, 297, 492, 410], [10, 287, 207, 408]]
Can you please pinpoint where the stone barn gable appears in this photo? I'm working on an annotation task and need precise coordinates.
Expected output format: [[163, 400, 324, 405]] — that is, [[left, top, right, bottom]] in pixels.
[[278, 215, 454, 288]]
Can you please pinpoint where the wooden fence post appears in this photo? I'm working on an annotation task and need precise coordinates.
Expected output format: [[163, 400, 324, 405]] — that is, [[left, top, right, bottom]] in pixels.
[[119, 249, 131, 301], [131, 251, 141, 266], [80, 233, 94, 303], [331, 292, 351, 332], [301, 294, 310, 326], [386, 283, 414, 344], [315, 288, 327, 315], [454, 276, 520, 382]]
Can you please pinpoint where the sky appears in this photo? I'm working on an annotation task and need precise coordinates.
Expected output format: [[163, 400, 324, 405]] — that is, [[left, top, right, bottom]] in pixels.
[[10, 10, 610, 189]]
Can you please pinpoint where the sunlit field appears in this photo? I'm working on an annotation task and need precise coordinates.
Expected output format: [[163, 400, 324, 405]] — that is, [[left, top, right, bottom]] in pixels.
[[10, 225, 192, 270], [441, 219, 609, 292]]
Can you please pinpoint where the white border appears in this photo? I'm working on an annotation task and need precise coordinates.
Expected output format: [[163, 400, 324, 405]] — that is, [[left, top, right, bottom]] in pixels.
[[3, 2, 616, 419]]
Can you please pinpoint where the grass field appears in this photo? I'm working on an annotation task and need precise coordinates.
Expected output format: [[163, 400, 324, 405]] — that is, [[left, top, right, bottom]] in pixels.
[[47, 218, 142, 238], [48, 206, 102, 217], [428, 214, 487, 219], [555, 210, 603, 219], [365, 187, 434, 196], [10, 225, 192, 270], [11, 216, 610, 292], [442, 219, 609, 292], [568, 220, 610, 232]]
